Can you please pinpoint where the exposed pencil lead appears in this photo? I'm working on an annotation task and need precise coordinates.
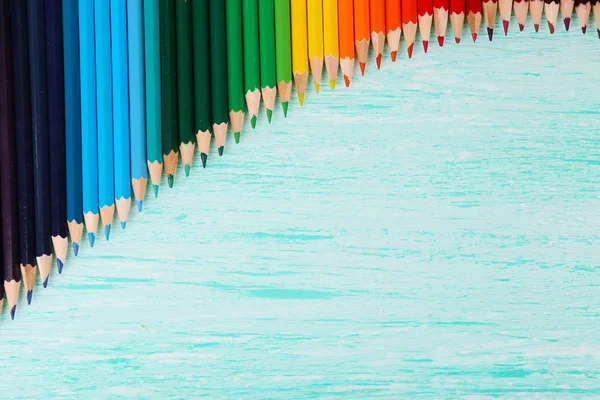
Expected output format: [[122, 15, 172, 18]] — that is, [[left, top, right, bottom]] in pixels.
[[201, 153, 207, 168], [104, 224, 111, 241], [136, 200, 143, 212], [57, 259, 64, 274], [218, 146, 224, 156], [73, 242, 80, 256], [88, 232, 96, 248], [167, 175, 174, 188], [184, 164, 191, 177], [234, 132, 240, 143]]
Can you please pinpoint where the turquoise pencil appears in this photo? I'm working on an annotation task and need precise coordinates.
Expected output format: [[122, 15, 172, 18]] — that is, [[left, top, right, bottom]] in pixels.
[[94, 0, 115, 240], [127, 0, 147, 212], [111, 0, 131, 230], [78, 0, 99, 247], [63, 0, 83, 255], [144, 0, 163, 197]]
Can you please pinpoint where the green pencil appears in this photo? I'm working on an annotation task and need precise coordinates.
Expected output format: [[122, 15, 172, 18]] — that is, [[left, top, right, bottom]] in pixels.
[[226, 0, 245, 144], [159, 0, 179, 187], [242, 0, 261, 129], [209, 0, 228, 156], [176, 0, 195, 177], [144, 0, 163, 197], [274, 0, 292, 117], [192, 0, 212, 168], [258, 0, 277, 123]]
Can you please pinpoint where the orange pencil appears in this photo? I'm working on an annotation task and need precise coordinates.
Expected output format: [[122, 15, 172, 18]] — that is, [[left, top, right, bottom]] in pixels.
[[465, 0, 482, 41], [433, 0, 449, 46], [386, 0, 402, 61], [482, 0, 498, 40], [418, 0, 433, 52], [370, 0, 385, 69], [530, 0, 544, 32], [449, 0, 465, 43], [402, 0, 418, 57], [561, 0, 575, 30], [338, 0, 355, 86], [513, 0, 529, 30], [354, 0, 370, 75], [499, 0, 513, 34]]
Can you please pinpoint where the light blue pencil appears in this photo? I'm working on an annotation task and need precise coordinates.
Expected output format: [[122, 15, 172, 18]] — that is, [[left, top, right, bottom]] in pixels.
[[94, 0, 115, 241], [111, 0, 131, 230], [78, 0, 99, 247], [127, 0, 147, 213]]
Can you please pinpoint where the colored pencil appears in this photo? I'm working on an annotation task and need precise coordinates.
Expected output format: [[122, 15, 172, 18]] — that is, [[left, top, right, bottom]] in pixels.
[[561, 0, 574, 30], [575, 0, 591, 33], [402, 0, 418, 57], [225, 0, 245, 141], [466, 0, 482, 41], [513, 0, 529, 30], [530, 0, 544, 32], [370, 0, 385, 69], [386, 0, 402, 61], [176, 0, 196, 174], [274, 0, 293, 114], [545, 0, 560, 33], [27, 0, 53, 285], [338, 0, 355, 86], [209, 0, 229, 155], [322, 0, 338, 89], [291, 0, 309, 105], [127, 0, 148, 210], [111, 0, 131, 228], [418, 0, 434, 52], [0, 225, 3, 313], [449, 0, 465, 43], [593, 0, 600, 38], [160, 0, 179, 184], [192, 0, 212, 168], [499, 0, 512, 34], [63, 0, 83, 255], [11, 0, 37, 303], [434, 0, 449, 45], [78, 0, 99, 247], [354, 0, 370, 75], [144, 0, 163, 196], [307, 0, 324, 90], [258, 0, 278, 119], [242, 0, 261, 128], [95, 0, 115, 239], [46, 0, 68, 271], [0, 0, 21, 319]]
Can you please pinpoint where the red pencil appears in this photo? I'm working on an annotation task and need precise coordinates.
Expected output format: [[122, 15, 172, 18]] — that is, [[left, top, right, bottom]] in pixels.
[[513, 0, 529, 30], [402, 0, 418, 57], [418, 0, 433, 52], [449, 0, 465, 43], [530, 0, 544, 31], [466, 0, 482, 41], [561, 0, 574, 30], [575, 0, 591, 33], [434, 0, 449, 46], [482, 0, 498, 40], [499, 0, 513, 34]]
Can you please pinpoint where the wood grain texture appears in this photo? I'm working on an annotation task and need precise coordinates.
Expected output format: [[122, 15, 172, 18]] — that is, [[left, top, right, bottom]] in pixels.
[[0, 22, 599, 398]]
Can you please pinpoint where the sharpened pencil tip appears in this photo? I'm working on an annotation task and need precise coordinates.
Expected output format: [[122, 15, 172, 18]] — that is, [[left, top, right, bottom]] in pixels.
[[251, 115, 257, 129], [201, 153, 207, 168], [121, 221, 126, 230], [407, 43, 414, 58], [184, 164, 191, 177], [329, 79, 335, 90], [88, 233, 95, 248], [472, 32, 478, 42], [73, 242, 79, 256], [218, 146, 224, 156], [376, 54, 382, 69], [582, 25, 587, 34], [27, 290, 32, 305], [423, 40, 429, 53], [167, 175, 174, 188], [298, 94, 305, 106], [487, 27, 493, 41], [359, 62, 366, 75], [503, 20, 509, 35], [57, 258, 64, 274], [519, 23, 525, 31], [104, 224, 111, 241], [234, 132, 240, 143], [10, 305, 16, 320], [438, 36, 444, 47], [43, 277, 48, 288], [455, 37, 460, 44], [391, 50, 397, 62], [344, 75, 350, 87], [548, 21, 555, 34], [564, 17, 570, 31], [267, 109, 273, 123], [153, 184, 159, 198], [136, 201, 143, 212], [597, 28, 600, 39], [282, 101, 288, 117]]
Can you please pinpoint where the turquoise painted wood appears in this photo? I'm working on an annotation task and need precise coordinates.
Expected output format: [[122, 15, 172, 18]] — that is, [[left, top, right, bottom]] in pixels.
[[1, 23, 599, 398]]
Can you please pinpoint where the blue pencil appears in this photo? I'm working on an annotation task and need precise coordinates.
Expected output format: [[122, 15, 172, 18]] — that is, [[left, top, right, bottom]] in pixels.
[[78, 0, 99, 247], [127, 0, 148, 212], [46, 0, 69, 273], [27, 0, 53, 287], [111, 0, 131, 230], [11, 0, 37, 304], [94, 0, 115, 240], [63, 0, 84, 256]]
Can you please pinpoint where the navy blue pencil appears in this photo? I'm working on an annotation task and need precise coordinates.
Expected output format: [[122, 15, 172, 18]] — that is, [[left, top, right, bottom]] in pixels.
[[46, 0, 68, 273], [27, 0, 53, 288], [11, 0, 37, 304]]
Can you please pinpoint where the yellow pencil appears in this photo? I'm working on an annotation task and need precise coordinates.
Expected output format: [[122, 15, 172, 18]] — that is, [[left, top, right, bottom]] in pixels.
[[307, 0, 324, 94], [323, 0, 339, 90], [291, 0, 309, 105]]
